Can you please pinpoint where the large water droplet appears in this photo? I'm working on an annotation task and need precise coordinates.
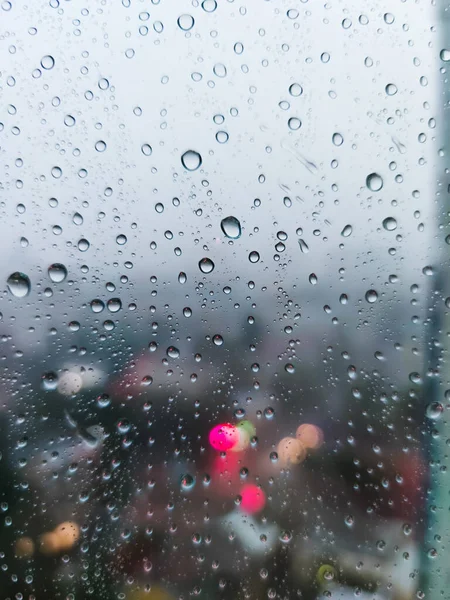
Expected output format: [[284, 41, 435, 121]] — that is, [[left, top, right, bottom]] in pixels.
[[382, 217, 397, 231], [166, 346, 180, 359], [426, 402, 443, 420], [48, 263, 67, 283], [249, 251, 260, 263], [7, 272, 30, 298], [177, 14, 194, 31], [298, 239, 309, 254], [341, 224, 353, 237], [181, 150, 202, 171], [440, 49, 450, 62], [180, 473, 196, 491], [366, 173, 383, 192], [220, 216, 241, 239], [40, 55, 55, 70], [199, 258, 215, 274], [365, 289, 378, 303]]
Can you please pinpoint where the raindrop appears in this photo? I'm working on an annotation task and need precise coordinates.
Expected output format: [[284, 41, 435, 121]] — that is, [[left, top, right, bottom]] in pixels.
[[213, 63, 227, 78], [382, 217, 397, 231], [181, 150, 202, 171], [180, 474, 196, 491], [64, 115, 76, 127], [7, 272, 30, 298], [40, 55, 55, 70], [426, 402, 443, 420], [249, 251, 260, 263], [167, 346, 180, 359], [298, 239, 309, 253], [289, 83, 303, 97], [341, 224, 353, 237], [440, 49, 450, 62], [385, 83, 398, 96], [365, 289, 378, 303], [48, 263, 67, 283], [95, 140, 107, 152], [78, 239, 90, 252], [178, 14, 194, 31], [178, 272, 187, 284], [220, 216, 241, 239], [202, 0, 217, 12], [213, 334, 224, 346], [288, 117, 302, 130], [107, 298, 122, 313], [90, 299, 105, 313], [332, 133, 344, 146], [42, 372, 58, 391], [199, 258, 215, 274], [366, 172, 383, 192], [116, 234, 127, 245], [141, 144, 152, 156]]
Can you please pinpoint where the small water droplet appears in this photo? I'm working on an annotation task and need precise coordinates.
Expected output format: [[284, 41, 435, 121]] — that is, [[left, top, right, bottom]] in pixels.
[[180, 473, 196, 491], [426, 402, 443, 420], [213, 334, 223, 346], [382, 217, 397, 231], [199, 258, 215, 274], [366, 172, 383, 192], [141, 143, 152, 156], [48, 263, 67, 283], [107, 298, 122, 313], [40, 55, 55, 70], [167, 346, 180, 359], [177, 14, 194, 31], [341, 224, 352, 237], [289, 83, 303, 97], [7, 272, 30, 298], [41, 372, 58, 391], [385, 83, 398, 96], [181, 150, 202, 171], [220, 216, 241, 239], [365, 289, 378, 303], [298, 239, 309, 253]]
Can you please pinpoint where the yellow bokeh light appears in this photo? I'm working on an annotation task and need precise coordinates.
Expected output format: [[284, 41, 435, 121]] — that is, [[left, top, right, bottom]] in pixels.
[[277, 437, 306, 466]]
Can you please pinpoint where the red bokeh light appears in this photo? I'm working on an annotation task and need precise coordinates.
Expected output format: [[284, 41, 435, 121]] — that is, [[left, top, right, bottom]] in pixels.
[[209, 423, 239, 451], [240, 484, 266, 514]]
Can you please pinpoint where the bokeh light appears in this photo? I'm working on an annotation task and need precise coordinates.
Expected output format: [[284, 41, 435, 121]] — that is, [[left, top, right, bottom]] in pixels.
[[209, 423, 239, 451], [240, 483, 266, 514], [277, 437, 307, 466], [296, 424, 324, 450]]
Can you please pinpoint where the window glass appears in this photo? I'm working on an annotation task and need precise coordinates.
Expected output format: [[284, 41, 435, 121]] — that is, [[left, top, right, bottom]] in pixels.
[[0, 1, 445, 599]]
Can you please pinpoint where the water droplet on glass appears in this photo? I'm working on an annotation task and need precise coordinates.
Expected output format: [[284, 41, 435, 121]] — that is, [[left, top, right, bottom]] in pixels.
[[213, 63, 227, 78], [166, 346, 180, 359], [7, 272, 30, 298], [73, 212, 83, 225], [440, 49, 450, 62], [366, 172, 383, 192], [41, 372, 58, 391], [48, 263, 67, 283], [107, 298, 122, 313], [177, 14, 194, 31], [298, 239, 309, 253], [180, 473, 196, 491], [249, 251, 260, 263], [141, 144, 152, 156], [213, 334, 223, 346], [332, 132, 344, 146], [95, 140, 107, 152], [365, 289, 378, 303], [181, 150, 202, 171], [341, 224, 353, 237], [288, 117, 302, 130], [78, 239, 90, 252], [40, 55, 55, 70], [289, 83, 303, 97], [426, 402, 443, 420], [385, 83, 398, 96], [90, 299, 105, 313], [199, 258, 215, 274], [382, 217, 397, 231], [116, 234, 127, 245], [178, 271, 187, 284], [202, 0, 217, 12], [220, 216, 241, 239]]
